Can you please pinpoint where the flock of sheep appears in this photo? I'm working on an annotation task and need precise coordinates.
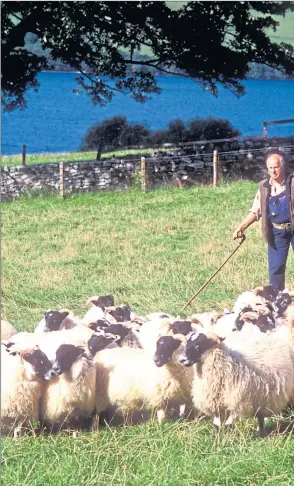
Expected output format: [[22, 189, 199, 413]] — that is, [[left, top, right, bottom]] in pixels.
[[2, 284, 294, 439]]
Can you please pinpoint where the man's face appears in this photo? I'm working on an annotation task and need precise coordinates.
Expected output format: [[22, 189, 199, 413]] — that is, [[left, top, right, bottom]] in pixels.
[[266, 156, 283, 182]]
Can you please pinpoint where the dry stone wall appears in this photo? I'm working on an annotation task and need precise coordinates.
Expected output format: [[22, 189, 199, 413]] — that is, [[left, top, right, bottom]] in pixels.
[[1, 135, 294, 201]]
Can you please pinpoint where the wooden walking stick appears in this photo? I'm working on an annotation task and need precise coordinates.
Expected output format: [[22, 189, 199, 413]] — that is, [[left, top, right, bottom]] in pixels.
[[181, 235, 246, 313]]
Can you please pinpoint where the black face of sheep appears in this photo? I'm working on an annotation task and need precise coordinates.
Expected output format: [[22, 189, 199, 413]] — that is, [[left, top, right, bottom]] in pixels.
[[106, 324, 130, 346], [153, 336, 182, 367], [180, 333, 219, 366], [51, 344, 85, 375], [88, 319, 110, 332], [87, 334, 117, 356], [22, 349, 53, 379], [44, 310, 69, 332], [171, 321, 193, 336], [255, 284, 279, 302], [275, 292, 292, 317], [107, 307, 131, 322], [254, 314, 276, 333], [91, 295, 114, 309]]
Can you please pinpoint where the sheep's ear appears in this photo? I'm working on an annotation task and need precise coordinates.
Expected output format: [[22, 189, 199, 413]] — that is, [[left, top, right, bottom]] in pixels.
[[86, 296, 99, 306], [59, 309, 70, 319], [253, 286, 263, 296], [190, 316, 203, 326], [205, 331, 223, 345], [211, 312, 225, 325]]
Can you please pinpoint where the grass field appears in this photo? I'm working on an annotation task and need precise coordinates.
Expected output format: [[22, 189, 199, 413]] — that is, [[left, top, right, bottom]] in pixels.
[[2, 181, 294, 485], [1, 148, 156, 167]]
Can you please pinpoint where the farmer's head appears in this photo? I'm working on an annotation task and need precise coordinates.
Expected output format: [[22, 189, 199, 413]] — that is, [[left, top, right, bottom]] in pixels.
[[266, 154, 284, 182]]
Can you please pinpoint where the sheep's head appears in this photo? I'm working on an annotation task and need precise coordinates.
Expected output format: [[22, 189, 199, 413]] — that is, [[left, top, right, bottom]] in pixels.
[[44, 309, 70, 332], [105, 306, 131, 323], [86, 295, 114, 309], [105, 324, 130, 346], [20, 347, 53, 380], [153, 334, 186, 367], [88, 318, 110, 332], [171, 320, 193, 336], [253, 284, 279, 302], [87, 332, 119, 356], [50, 344, 86, 376], [236, 310, 275, 333], [275, 292, 292, 317], [179, 332, 223, 367]]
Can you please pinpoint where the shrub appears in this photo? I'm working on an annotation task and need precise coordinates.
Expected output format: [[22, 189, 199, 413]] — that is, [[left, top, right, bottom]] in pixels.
[[186, 117, 240, 141], [81, 116, 150, 159], [81, 116, 241, 157]]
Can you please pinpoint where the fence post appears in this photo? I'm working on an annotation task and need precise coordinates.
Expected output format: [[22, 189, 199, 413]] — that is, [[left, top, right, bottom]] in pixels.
[[141, 157, 148, 192], [213, 150, 219, 187], [22, 144, 26, 166], [59, 161, 65, 198]]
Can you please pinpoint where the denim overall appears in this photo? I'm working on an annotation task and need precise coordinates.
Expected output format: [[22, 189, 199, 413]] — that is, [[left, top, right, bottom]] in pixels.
[[268, 190, 294, 290]]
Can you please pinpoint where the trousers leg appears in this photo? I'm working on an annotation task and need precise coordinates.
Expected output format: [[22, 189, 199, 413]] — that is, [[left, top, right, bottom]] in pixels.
[[268, 229, 291, 291]]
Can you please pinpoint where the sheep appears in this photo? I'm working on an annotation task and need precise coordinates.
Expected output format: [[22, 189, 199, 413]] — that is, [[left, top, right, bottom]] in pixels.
[[82, 298, 106, 325], [171, 320, 193, 336], [93, 344, 194, 425], [1, 319, 17, 340], [233, 290, 268, 315], [253, 284, 280, 302], [41, 342, 97, 432], [234, 309, 276, 334], [179, 330, 294, 436], [1, 345, 53, 437], [34, 309, 82, 333], [5, 324, 95, 362], [190, 311, 223, 330], [136, 317, 174, 353], [104, 305, 132, 323], [86, 295, 115, 309], [88, 318, 111, 332], [153, 334, 194, 419], [87, 332, 119, 356]]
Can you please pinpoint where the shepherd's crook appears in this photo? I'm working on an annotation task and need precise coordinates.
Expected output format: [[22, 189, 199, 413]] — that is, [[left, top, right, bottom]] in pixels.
[[181, 235, 246, 313]]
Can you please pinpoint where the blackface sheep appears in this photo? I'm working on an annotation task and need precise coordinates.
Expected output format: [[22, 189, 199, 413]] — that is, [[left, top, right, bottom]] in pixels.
[[1, 346, 53, 437], [180, 331, 294, 436], [93, 345, 194, 425], [87, 295, 115, 309], [87, 332, 118, 356], [153, 334, 194, 418], [41, 343, 96, 431], [104, 305, 132, 323], [34, 310, 71, 333], [235, 310, 276, 334]]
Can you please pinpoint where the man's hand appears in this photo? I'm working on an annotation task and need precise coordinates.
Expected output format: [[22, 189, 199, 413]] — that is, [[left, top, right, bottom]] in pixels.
[[233, 226, 245, 240]]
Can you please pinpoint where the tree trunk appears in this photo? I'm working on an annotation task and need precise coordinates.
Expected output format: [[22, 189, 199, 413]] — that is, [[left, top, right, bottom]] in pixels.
[[96, 147, 102, 161]]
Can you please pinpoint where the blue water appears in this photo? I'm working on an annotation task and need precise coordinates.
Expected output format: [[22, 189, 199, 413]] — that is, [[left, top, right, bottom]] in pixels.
[[2, 73, 294, 155]]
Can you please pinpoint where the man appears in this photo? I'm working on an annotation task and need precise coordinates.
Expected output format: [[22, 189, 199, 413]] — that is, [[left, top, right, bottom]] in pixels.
[[233, 153, 294, 290]]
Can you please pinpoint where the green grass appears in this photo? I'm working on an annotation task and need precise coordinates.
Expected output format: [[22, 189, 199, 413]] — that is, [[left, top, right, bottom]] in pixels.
[[1, 147, 156, 167], [2, 181, 294, 485]]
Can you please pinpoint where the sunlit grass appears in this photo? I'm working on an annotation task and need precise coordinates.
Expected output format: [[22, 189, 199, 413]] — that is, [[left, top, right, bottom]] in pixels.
[[1, 147, 157, 167]]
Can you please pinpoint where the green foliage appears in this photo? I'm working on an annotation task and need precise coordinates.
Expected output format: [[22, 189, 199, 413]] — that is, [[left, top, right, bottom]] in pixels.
[[186, 117, 241, 141], [2, 2, 294, 110], [81, 116, 151, 158], [2, 183, 294, 485], [81, 116, 240, 155]]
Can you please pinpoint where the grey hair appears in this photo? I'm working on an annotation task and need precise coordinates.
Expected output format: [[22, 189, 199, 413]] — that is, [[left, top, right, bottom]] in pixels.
[[266, 154, 285, 167]]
